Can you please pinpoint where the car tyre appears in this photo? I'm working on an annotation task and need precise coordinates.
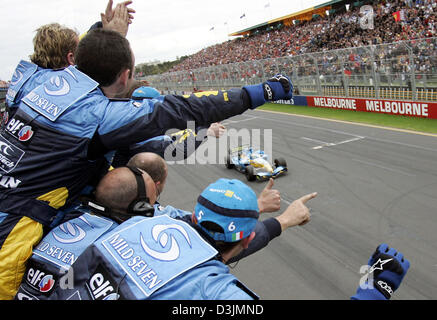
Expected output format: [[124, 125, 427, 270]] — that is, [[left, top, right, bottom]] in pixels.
[[245, 165, 256, 181], [225, 155, 234, 169], [274, 157, 287, 168]]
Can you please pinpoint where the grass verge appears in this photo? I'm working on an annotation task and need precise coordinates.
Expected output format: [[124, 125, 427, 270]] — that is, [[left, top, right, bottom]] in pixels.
[[259, 103, 437, 134]]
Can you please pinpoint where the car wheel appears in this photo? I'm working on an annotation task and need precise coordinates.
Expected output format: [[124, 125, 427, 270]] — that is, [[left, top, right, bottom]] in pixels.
[[274, 157, 287, 168], [245, 165, 256, 181], [225, 155, 234, 169]]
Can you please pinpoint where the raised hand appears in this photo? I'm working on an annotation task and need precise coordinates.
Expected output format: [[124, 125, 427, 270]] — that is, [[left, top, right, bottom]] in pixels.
[[257, 178, 281, 213], [101, 1, 136, 36], [263, 74, 293, 101], [243, 73, 293, 109], [366, 244, 410, 299]]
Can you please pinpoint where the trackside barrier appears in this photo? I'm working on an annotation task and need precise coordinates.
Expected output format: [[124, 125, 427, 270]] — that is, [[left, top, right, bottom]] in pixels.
[[143, 38, 437, 103], [274, 95, 437, 119]]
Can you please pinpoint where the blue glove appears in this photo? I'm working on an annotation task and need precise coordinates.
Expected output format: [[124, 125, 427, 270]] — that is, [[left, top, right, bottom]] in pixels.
[[351, 243, 410, 300], [243, 74, 293, 109]]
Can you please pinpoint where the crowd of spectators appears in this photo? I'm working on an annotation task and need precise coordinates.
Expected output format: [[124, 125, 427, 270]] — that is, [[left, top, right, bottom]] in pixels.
[[0, 81, 8, 109], [168, 0, 436, 73]]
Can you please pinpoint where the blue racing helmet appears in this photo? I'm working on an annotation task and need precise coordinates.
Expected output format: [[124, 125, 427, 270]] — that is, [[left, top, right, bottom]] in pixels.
[[194, 179, 259, 242], [132, 86, 161, 100]]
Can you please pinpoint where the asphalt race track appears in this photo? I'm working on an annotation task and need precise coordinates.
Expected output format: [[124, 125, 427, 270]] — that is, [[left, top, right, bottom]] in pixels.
[[158, 108, 437, 300]]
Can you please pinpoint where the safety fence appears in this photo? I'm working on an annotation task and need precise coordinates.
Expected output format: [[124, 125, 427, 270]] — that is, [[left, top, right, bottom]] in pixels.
[[142, 37, 437, 102]]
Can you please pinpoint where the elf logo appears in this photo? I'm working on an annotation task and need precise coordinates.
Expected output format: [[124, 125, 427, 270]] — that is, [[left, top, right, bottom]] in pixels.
[[39, 275, 55, 292], [6, 116, 35, 142], [26, 268, 56, 293], [87, 264, 122, 300], [17, 126, 33, 142]]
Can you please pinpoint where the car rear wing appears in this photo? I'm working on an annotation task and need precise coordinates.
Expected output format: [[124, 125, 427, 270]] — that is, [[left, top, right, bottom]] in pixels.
[[229, 144, 251, 155]]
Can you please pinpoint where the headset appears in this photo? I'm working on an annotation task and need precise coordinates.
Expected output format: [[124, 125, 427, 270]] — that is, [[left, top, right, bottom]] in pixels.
[[81, 165, 155, 223], [125, 165, 155, 216]]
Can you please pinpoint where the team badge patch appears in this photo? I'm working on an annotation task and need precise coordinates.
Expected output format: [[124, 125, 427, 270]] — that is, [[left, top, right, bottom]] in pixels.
[[22, 66, 98, 122], [5, 114, 36, 143], [99, 215, 218, 298], [0, 134, 25, 173]]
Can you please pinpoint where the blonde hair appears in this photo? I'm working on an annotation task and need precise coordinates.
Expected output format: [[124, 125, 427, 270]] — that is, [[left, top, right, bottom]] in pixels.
[[30, 23, 79, 69]]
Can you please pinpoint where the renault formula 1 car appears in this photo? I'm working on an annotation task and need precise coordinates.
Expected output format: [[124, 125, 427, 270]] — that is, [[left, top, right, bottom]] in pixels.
[[225, 146, 287, 181]]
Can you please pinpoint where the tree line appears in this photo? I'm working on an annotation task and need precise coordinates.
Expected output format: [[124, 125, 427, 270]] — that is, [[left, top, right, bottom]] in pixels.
[[135, 56, 188, 76]]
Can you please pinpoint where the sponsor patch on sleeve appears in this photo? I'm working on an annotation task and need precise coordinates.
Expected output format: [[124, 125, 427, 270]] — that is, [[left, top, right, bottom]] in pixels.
[[22, 66, 98, 122], [32, 213, 115, 270], [6, 60, 38, 105]]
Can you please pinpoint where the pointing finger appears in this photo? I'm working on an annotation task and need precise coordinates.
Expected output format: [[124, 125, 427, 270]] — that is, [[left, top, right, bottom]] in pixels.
[[299, 192, 317, 204]]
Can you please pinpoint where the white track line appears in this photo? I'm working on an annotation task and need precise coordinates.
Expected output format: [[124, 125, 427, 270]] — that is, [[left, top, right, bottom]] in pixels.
[[301, 136, 365, 150]]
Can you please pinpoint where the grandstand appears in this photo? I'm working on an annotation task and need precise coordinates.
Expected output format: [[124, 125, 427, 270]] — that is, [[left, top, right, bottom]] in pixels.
[[141, 0, 437, 102]]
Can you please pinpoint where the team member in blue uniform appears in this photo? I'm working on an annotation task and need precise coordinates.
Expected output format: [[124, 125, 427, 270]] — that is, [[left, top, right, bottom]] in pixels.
[[0, 28, 292, 226], [14, 167, 157, 300], [5, 1, 134, 114], [43, 175, 296, 300], [15, 154, 409, 300], [28, 170, 408, 300], [123, 155, 410, 300], [0, 27, 293, 299], [0, 2, 136, 299], [4, 24, 78, 114], [14, 152, 306, 300]]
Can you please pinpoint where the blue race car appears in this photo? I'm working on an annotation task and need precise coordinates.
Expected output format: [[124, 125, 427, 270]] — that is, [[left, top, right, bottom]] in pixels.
[[225, 146, 287, 181]]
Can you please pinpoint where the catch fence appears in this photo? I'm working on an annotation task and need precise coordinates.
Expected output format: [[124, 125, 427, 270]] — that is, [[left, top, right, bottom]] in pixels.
[[143, 37, 437, 102]]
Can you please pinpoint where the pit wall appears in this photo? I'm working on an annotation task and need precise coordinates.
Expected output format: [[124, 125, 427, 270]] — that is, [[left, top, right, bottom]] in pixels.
[[274, 95, 437, 119]]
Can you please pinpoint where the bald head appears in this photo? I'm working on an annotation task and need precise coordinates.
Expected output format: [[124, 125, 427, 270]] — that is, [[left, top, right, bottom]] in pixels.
[[95, 167, 157, 213], [127, 153, 168, 193]]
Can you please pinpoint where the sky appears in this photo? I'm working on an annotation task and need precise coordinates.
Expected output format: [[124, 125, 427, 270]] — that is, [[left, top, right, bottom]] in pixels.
[[0, 0, 328, 81]]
